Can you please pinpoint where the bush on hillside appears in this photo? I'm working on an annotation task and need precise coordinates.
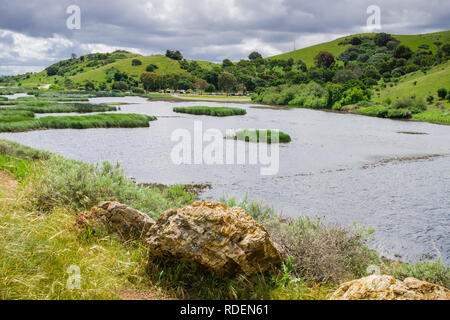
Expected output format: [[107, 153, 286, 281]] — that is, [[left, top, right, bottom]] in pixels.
[[131, 59, 142, 66]]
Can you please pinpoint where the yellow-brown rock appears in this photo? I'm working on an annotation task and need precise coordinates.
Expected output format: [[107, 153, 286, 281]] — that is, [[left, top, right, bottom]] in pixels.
[[77, 201, 155, 239], [146, 201, 282, 276], [330, 275, 450, 300]]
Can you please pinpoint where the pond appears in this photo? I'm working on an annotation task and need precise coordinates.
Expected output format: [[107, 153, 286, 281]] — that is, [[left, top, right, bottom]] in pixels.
[[1, 96, 449, 264]]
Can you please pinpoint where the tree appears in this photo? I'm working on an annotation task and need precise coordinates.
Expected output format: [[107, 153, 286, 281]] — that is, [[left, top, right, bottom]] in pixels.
[[218, 72, 237, 94], [166, 50, 183, 60], [112, 81, 128, 91], [442, 44, 450, 56], [394, 45, 413, 59], [222, 59, 233, 68], [333, 69, 358, 83], [140, 72, 159, 92], [132, 59, 142, 66], [350, 37, 362, 45], [248, 51, 263, 60], [437, 88, 447, 100], [46, 65, 59, 76], [84, 81, 95, 91], [374, 33, 393, 47], [193, 78, 209, 92], [314, 51, 335, 69], [146, 64, 158, 72]]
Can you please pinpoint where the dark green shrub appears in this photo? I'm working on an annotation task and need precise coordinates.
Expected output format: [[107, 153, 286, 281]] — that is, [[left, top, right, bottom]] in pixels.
[[131, 59, 142, 66], [437, 88, 447, 100], [392, 261, 449, 289]]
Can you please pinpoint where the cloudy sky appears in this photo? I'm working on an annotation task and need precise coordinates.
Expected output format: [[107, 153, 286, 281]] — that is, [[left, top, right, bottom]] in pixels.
[[0, 0, 449, 75]]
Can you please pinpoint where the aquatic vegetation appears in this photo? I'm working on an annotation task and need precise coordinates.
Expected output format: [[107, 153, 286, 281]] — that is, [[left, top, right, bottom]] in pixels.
[[0, 113, 156, 133], [173, 106, 247, 117], [0, 110, 35, 123], [228, 129, 292, 143], [12, 102, 117, 113]]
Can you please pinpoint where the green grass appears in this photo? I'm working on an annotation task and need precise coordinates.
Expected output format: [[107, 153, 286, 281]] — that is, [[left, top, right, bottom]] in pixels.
[[0, 113, 156, 133], [0, 154, 34, 181], [0, 140, 448, 300], [0, 110, 35, 123], [374, 61, 450, 103], [9, 101, 117, 114], [269, 36, 349, 66], [372, 60, 450, 125], [269, 31, 450, 66], [228, 130, 292, 143], [173, 106, 247, 117], [413, 109, 450, 124]]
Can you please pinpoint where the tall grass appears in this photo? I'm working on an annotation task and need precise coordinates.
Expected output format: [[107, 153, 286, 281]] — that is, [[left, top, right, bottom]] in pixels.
[[12, 101, 117, 113], [0, 109, 35, 123], [413, 110, 450, 125], [0, 114, 156, 133], [173, 106, 247, 117], [222, 197, 380, 285]]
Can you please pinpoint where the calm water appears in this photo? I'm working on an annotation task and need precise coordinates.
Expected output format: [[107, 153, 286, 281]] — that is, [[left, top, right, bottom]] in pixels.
[[1, 96, 449, 264]]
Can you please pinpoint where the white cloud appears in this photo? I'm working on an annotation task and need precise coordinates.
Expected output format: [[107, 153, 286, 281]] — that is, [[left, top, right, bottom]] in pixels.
[[79, 43, 143, 55]]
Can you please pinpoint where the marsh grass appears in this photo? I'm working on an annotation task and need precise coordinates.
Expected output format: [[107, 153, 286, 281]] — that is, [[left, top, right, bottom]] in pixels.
[[0, 109, 35, 123], [0, 113, 156, 133], [173, 106, 247, 117], [228, 129, 292, 143], [13, 101, 117, 113]]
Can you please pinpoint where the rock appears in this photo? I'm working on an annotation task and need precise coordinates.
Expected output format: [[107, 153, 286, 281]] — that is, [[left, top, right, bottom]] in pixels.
[[146, 201, 282, 276], [330, 275, 450, 300], [77, 201, 155, 239]]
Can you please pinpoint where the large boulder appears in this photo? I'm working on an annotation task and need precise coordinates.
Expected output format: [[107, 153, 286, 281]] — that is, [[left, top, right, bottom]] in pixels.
[[330, 275, 450, 300], [146, 201, 282, 276], [77, 201, 155, 239]]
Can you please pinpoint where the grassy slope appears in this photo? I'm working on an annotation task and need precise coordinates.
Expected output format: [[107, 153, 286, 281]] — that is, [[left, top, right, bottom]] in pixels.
[[270, 37, 350, 66], [374, 60, 450, 125], [269, 31, 450, 66], [374, 60, 450, 103], [19, 55, 216, 87], [16, 31, 449, 87], [70, 55, 189, 83]]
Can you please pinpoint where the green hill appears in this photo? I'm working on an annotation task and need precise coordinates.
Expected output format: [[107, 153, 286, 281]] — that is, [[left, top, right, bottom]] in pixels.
[[17, 52, 216, 88], [269, 31, 450, 66], [374, 60, 450, 103], [71, 55, 188, 83]]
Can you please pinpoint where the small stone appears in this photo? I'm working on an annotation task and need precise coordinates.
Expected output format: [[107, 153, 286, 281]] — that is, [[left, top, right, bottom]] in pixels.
[[77, 201, 155, 239]]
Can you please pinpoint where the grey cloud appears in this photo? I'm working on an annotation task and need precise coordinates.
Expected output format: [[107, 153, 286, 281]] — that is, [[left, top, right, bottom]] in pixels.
[[0, 0, 449, 75]]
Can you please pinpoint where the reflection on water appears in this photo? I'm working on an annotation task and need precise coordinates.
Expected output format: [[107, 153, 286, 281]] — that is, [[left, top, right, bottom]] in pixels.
[[1, 96, 449, 264]]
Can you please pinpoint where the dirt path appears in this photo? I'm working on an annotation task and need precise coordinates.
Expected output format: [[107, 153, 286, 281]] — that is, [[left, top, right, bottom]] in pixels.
[[117, 288, 176, 300], [172, 94, 251, 103], [0, 170, 18, 200]]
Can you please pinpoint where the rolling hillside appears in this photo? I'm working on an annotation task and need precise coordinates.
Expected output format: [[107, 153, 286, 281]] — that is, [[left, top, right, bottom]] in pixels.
[[10, 30, 450, 90], [17, 53, 216, 88], [269, 31, 450, 66], [374, 60, 450, 103]]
